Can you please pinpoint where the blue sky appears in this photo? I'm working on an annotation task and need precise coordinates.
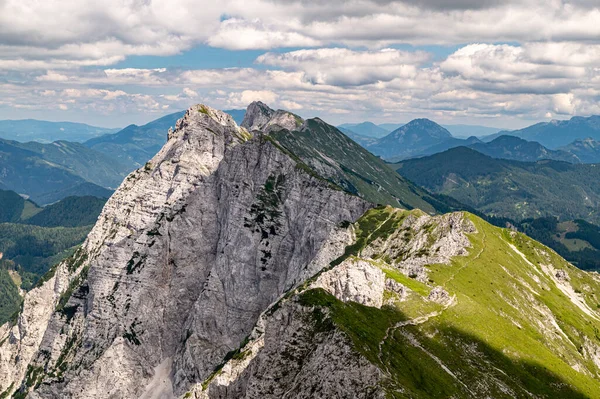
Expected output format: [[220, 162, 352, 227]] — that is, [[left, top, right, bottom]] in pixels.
[[0, 0, 598, 129]]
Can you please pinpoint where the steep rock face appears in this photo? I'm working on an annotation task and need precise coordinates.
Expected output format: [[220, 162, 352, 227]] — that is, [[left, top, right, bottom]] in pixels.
[[0, 105, 370, 398], [195, 301, 385, 399]]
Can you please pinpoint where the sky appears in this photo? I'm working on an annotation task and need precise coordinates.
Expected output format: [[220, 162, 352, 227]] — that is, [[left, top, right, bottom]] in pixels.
[[0, 0, 599, 128]]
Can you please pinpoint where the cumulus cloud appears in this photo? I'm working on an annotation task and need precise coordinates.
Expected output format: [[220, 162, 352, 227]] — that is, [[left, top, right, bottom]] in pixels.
[[228, 90, 279, 107], [1, 0, 599, 126], [207, 18, 321, 50], [257, 48, 429, 86]]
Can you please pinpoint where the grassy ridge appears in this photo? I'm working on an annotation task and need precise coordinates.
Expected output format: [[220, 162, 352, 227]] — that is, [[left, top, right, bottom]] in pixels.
[[296, 207, 600, 397]]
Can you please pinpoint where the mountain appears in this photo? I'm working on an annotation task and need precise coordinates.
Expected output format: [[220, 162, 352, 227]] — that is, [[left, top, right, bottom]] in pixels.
[[23, 196, 107, 228], [85, 111, 186, 169], [367, 118, 453, 160], [33, 182, 112, 206], [0, 119, 119, 143], [483, 115, 600, 149], [2, 106, 600, 397], [0, 139, 112, 205], [397, 135, 579, 163], [0, 189, 39, 223], [337, 121, 390, 138], [1, 138, 130, 188], [0, 193, 107, 323], [334, 127, 378, 147], [469, 135, 580, 163], [560, 138, 600, 163], [395, 147, 600, 223], [0, 188, 106, 227], [442, 124, 501, 138], [242, 102, 455, 213], [412, 135, 482, 159]]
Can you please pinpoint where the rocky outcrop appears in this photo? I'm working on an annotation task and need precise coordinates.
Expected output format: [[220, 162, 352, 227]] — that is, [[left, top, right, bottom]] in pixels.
[[241, 102, 301, 133], [311, 258, 386, 308], [193, 300, 385, 399], [0, 104, 370, 398]]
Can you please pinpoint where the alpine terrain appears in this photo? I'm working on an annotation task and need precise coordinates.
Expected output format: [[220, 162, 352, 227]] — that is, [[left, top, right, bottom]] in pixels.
[[1, 104, 600, 399]]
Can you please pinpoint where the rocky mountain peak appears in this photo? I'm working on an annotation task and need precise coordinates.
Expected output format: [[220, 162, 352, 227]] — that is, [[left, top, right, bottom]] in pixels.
[[241, 101, 274, 131], [0, 102, 370, 399], [242, 101, 303, 133]]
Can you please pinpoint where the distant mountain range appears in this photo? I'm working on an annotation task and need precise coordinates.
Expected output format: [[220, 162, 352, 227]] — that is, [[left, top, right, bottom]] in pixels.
[[0, 119, 120, 143], [84, 111, 186, 168], [483, 115, 600, 148], [560, 138, 600, 163], [338, 121, 501, 139], [467, 135, 579, 163], [442, 124, 502, 138], [395, 146, 600, 224], [339, 115, 600, 163], [0, 139, 113, 205]]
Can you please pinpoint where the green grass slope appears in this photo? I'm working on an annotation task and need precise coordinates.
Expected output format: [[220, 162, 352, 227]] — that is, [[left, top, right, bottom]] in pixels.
[[290, 207, 600, 397]]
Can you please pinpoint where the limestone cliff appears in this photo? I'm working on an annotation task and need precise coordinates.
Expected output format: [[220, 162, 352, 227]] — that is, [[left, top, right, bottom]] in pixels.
[[0, 104, 369, 398]]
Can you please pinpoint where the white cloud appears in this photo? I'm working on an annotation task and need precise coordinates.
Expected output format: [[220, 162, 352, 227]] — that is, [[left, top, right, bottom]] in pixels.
[[280, 100, 303, 110], [207, 18, 321, 50], [552, 93, 577, 115], [36, 71, 69, 82], [257, 48, 428, 86], [1, 1, 600, 126], [228, 90, 279, 107], [183, 87, 198, 98]]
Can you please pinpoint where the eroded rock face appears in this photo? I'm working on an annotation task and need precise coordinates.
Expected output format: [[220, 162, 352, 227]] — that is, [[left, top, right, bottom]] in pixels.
[[0, 104, 370, 398], [195, 301, 385, 399], [311, 259, 386, 308]]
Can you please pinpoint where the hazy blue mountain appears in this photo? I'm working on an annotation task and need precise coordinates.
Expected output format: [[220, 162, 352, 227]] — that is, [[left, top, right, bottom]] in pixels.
[[469, 135, 580, 163], [410, 136, 483, 159], [85, 111, 185, 169], [0, 119, 119, 143], [560, 138, 600, 163], [337, 127, 378, 147], [3, 139, 130, 188], [337, 121, 390, 138], [442, 124, 502, 138], [367, 118, 453, 160], [482, 115, 600, 148], [0, 140, 112, 204]]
